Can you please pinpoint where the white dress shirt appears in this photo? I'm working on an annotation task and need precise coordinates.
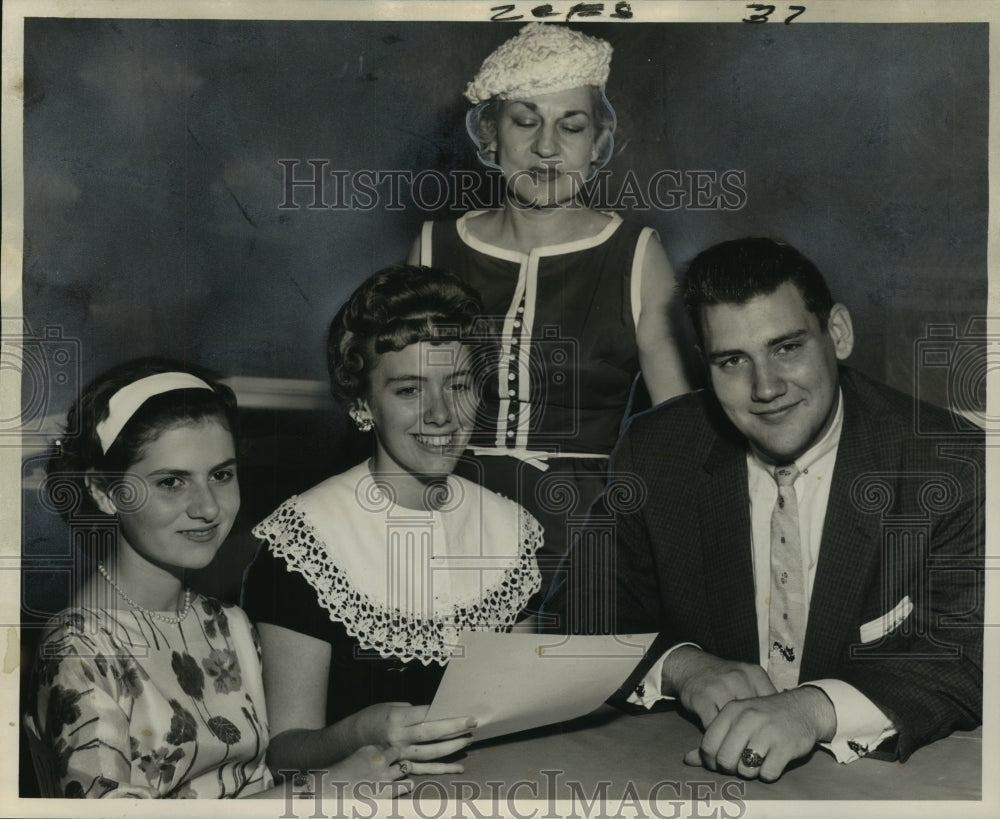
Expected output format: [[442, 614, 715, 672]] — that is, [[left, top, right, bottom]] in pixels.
[[629, 390, 897, 763]]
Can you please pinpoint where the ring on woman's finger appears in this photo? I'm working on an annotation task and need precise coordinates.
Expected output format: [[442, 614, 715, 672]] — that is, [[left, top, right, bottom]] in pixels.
[[398, 760, 410, 776], [740, 748, 765, 768]]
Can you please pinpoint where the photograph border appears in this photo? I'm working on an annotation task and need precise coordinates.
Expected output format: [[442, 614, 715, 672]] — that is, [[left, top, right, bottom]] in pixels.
[[2, 1, 996, 817]]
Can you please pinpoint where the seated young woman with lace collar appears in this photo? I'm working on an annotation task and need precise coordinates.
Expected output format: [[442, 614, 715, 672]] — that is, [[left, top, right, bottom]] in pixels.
[[242, 265, 542, 776], [32, 359, 409, 799]]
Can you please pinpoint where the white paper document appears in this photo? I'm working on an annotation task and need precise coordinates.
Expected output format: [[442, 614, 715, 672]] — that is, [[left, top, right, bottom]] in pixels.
[[425, 632, 658, 741]]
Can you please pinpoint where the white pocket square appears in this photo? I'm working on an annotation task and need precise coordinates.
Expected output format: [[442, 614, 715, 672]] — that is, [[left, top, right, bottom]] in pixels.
[[859, 596, 914, 643]]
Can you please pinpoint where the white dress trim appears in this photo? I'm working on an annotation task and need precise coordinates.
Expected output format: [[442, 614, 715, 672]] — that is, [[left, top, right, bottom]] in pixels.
[[252, 464, 543, 666], [452, 211, 625, 449]]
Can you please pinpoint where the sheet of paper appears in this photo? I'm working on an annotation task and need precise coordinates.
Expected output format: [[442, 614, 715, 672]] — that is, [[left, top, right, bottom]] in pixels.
[[425, 632, 657, 741]]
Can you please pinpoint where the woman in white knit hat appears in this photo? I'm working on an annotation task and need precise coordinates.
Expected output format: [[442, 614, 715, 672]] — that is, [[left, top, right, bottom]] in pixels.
[[408, 24, 689, 605]]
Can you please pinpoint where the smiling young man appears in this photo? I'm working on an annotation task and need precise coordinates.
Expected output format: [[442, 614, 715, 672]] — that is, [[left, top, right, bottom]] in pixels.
[[545, 237, 983, 781]]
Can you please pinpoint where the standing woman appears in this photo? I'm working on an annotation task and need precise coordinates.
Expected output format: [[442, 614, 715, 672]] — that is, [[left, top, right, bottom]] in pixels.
[[408, 23, 690, 594], [31, 359, 407, 799]]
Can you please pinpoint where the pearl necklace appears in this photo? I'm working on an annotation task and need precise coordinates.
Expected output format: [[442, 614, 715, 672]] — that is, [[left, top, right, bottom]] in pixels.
[[96, 561, 192, 625]]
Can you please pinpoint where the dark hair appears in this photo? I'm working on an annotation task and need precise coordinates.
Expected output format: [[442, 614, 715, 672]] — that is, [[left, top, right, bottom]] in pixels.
[[469, 86, 617, 178], [327, 265, 487, 406], [45, 357, 238, 520], [682, 237, 835, 344]]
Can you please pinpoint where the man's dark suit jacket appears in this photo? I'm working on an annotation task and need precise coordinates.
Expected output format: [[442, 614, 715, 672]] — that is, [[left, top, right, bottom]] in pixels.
[[544, 368, 983, 762]]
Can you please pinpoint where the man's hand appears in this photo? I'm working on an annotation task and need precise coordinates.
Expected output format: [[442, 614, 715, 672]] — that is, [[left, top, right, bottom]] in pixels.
[[663, 646, 777, 727], [683, 686, 837, 781]]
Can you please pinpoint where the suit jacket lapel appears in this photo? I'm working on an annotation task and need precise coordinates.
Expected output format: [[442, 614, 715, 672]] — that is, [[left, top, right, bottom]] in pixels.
[[800, 376, 882, 680], [700, 435, 760, 664]]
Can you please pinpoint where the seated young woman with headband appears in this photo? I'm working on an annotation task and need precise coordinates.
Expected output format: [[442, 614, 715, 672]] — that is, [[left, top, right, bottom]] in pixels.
[[30, 359, 410, 799]]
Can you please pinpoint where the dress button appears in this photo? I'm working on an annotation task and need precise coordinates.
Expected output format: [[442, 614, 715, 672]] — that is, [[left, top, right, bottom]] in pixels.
[[508, 389, 516, 397]]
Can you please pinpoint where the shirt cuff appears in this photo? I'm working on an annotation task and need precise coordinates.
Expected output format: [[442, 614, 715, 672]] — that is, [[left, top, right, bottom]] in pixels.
[[626, 642, 700, 708], [802, 679, 897, 763]]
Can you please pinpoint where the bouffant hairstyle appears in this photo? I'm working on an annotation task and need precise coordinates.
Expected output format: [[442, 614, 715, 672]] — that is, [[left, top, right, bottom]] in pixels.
[[326, 266, 486, 407], [45, 357, 238, 520]]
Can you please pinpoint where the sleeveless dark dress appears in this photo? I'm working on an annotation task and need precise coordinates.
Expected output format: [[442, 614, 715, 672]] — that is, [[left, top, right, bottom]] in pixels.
[[419, 211, 655, 605]]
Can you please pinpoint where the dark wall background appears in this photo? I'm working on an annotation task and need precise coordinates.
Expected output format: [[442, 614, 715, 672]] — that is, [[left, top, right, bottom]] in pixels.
[[20, 18, 988, 607], [23, 20, 987, 397]]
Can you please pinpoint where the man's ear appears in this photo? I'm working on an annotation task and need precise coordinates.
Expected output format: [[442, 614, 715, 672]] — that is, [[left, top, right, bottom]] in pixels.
[[827, 303, 854, 361], [85, 472, 118, 516]]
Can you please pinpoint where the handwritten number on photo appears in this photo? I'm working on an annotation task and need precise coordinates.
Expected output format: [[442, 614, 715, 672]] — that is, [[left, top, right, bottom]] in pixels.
[[743, 4, 807, 24]]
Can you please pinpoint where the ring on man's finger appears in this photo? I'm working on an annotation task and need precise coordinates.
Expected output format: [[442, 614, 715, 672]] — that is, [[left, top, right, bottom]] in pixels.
[[740, 748, 765, 768]]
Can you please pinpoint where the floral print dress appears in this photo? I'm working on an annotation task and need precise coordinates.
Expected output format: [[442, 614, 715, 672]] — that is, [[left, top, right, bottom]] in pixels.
[[33, 596, 272, 798]]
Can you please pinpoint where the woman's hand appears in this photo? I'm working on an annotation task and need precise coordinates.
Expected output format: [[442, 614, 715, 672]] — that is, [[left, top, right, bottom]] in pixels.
[[290, 745, 413, 808], [355, 703, 476, 774], [319, 744, 413, 799]]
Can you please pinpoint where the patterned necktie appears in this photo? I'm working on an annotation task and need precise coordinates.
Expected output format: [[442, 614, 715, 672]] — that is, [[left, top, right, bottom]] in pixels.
[[768, 463, 804, 690]]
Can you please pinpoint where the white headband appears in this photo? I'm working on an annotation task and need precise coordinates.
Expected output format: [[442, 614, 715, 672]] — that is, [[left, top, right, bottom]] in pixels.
[[96, 372, 213, 454]]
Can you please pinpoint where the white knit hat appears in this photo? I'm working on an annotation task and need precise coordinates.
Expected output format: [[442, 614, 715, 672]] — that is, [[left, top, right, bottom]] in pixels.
[[464, 23, 613, 104]]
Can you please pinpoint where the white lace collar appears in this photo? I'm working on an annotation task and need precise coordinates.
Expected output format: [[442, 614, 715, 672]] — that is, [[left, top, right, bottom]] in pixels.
[[253, 462, 542, 665]]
